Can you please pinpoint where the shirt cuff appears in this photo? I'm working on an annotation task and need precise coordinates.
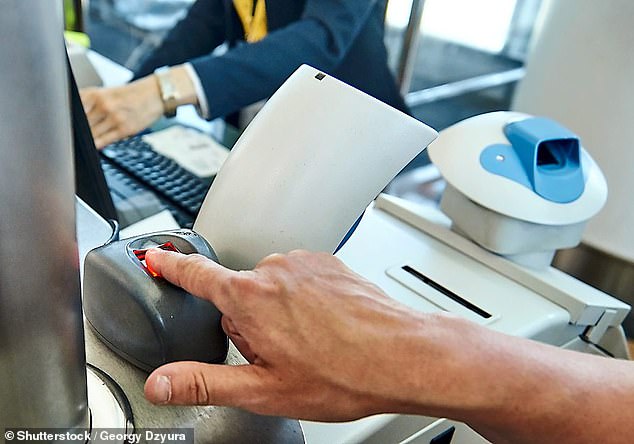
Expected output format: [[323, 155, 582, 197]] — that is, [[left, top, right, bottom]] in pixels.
[[184, 62, 210, 120]]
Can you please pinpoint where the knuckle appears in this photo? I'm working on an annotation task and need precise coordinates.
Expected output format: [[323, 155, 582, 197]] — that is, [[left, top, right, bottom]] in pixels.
[[175, 253, 206, 286], [111, 112, 125, 127], [259, 277, 283, 298], [186, 370, 211, 405], [259, 252, 285, 266], [187, 252, 208, 265], [96, 95, 110, 111], [221, 273, 251, 295], [316, 250, 335, 260], [182, 253, 208, 268], [238, 274, 263, 295], [314, 251, 341, 269], [216, 272, 265, 303]]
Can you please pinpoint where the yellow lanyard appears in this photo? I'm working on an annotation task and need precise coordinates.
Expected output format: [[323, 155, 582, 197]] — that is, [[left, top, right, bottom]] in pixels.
[[233, 0, 268, 43]]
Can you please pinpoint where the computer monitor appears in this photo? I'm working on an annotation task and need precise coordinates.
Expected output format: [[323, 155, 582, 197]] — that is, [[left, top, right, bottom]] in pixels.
[[67, 55, 118, 222]]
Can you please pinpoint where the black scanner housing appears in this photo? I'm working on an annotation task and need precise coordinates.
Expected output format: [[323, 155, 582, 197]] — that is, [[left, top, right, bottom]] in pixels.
[[83, 229, 228, 372]]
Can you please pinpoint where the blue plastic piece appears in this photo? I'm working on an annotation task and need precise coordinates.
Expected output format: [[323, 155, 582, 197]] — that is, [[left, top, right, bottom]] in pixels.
[[334, 212, 364, 253], [480, 117, 584, 203]]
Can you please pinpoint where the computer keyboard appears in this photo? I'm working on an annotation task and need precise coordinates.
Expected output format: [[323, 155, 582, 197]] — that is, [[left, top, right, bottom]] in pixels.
[[100, 135, 213, 228], [100, 160, 165, 226]]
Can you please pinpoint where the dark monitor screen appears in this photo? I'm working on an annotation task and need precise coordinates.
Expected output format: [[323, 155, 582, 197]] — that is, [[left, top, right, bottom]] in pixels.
[[67, 55, 118, 222]]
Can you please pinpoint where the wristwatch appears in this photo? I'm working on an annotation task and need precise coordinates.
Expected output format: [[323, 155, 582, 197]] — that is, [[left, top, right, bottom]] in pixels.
[[154, 67, 179, 118]]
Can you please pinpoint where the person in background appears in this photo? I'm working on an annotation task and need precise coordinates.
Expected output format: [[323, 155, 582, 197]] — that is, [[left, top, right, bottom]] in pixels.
[[143, 248, 634, 444], [81, 0, 407, 148]]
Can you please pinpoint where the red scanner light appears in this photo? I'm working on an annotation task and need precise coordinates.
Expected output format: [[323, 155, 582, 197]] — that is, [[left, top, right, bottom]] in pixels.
[[133, 242, 180, 277]]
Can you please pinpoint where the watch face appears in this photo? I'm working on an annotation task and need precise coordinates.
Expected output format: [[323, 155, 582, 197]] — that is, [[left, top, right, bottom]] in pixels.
[[155, 69, 179, 117]]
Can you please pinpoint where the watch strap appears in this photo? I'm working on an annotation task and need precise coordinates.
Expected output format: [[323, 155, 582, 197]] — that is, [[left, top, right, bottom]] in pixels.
[[154, 67, 179, 118]]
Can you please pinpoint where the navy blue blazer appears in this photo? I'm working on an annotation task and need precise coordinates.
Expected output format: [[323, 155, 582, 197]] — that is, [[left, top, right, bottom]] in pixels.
[[134, 0, 407, 119]]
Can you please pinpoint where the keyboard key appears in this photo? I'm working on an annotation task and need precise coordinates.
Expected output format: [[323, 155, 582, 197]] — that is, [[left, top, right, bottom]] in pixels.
[[100, 133, 215, 228]]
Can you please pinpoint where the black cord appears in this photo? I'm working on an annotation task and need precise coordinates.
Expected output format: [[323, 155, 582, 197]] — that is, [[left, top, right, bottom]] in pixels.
[[105, 218, 120, 244]]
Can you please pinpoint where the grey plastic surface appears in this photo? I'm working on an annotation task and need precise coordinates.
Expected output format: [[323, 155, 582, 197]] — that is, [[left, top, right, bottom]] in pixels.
[[77, 200, 304, 442], [83, 230, 228, 372]]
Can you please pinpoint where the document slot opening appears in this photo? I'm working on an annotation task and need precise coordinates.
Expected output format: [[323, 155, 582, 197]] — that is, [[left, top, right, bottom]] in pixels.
[[401, 265, 492, 319]]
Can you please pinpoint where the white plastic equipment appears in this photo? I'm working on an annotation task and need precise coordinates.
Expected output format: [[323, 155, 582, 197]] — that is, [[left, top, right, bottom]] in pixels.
[[428, 112, 607, 268], [194, 65, 438, 270], [512, 0, 634, 263], [185, 70, 629, 444]]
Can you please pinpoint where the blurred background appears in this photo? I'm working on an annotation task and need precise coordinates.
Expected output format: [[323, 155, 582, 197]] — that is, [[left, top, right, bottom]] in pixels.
[[66, 1, 634, 340], [67, 0, 543, 171]]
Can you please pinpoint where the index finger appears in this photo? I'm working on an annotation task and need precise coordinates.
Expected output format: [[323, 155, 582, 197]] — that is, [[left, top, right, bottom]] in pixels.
[[145, 248, 238, 314]]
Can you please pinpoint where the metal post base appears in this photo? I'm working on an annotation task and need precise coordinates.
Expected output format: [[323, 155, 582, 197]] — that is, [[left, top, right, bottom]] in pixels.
[[87, 364, 134, 435]]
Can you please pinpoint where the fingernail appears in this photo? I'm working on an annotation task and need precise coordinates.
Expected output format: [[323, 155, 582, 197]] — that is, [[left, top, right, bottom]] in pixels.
[[153, 375, 172, 404]]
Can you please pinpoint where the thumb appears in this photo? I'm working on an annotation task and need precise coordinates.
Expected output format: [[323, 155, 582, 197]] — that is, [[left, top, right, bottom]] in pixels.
[[145, 361, 267, 408]]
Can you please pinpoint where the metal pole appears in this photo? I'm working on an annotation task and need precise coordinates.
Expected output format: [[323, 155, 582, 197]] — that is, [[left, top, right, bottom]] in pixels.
[[405, 67, 526, 107], [0, 1, 89, 429], [396, 0, 426, 95], [72, 0, 86, 32]]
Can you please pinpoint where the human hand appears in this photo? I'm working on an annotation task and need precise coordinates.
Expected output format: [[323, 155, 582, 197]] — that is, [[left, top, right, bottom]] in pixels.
[[80, 76, 163, 148], [141, 248, 633, 444], [143, 249, 443, 421]]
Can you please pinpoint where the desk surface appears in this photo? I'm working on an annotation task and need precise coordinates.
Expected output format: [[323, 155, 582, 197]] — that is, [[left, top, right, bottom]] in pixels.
[[77, 200, 304, 443]]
